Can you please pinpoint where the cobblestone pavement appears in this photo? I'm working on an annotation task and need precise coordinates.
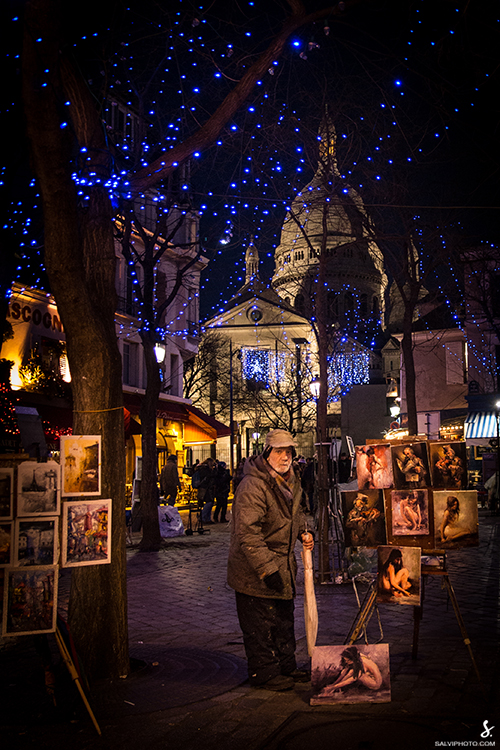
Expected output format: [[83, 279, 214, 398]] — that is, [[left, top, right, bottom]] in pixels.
[[1, 508, 499, 750]]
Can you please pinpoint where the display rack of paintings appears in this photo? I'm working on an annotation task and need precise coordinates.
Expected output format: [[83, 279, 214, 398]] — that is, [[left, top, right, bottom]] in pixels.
[[341, 490, 387, 548], [2, 565, 58, 636], [376, 545, 421, 606], [14, 518, 59, 566], [0, 469, 14, 520], [310, 644, 391, 705], [61, 499, 111, 567], [60, 435, 101, 497], [17, 461, 60, 517], [355, 444, 394, 490], [0, 523, 13, 567]]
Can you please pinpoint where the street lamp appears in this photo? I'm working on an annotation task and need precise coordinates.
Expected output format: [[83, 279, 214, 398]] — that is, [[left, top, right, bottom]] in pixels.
[[310, 375, 321, 400], [154, 341, 166, 363], [252, 431, 260, 454]]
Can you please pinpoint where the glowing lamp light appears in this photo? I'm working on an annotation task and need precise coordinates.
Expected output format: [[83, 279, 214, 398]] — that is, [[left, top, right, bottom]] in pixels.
[[309, 376, 321, 399], [154, 342, 166, 363]]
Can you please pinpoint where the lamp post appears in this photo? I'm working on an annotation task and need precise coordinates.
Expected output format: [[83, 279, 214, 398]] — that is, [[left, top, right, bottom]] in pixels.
[[252, 431, 260, 454], [154, 341, 166, 364], [310, 374, 332, 583]]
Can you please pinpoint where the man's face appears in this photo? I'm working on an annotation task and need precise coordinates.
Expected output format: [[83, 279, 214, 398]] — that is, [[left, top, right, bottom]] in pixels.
[[268, 447, 293, 475]]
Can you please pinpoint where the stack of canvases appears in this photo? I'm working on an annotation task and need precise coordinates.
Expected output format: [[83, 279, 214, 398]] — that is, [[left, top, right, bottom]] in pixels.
[[309, 439, 478, 708], [0, 435, 111, 638]]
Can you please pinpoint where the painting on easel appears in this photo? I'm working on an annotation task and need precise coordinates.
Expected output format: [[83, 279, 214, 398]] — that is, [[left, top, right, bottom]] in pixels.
[[310, 644, 391, 705], [341, 490, 387, 547], [376, 545, 421, 605], [429, 442, 467, 489], [433, 491, 479, 549], [14, 518, 59, 566], [390, 489, 430, 536], [2, 565, 58, 636], [355, 444, 394, 489], [391, 443, 430, 490]]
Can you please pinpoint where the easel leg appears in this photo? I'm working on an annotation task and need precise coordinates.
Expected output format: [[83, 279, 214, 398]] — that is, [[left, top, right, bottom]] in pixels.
[[443, 577, 484, 693], [345, 584, 378, 645], [55, 627, 102, 736]]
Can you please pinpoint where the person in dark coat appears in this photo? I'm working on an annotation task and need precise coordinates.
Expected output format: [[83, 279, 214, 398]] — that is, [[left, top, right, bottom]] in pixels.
[[227, 429, 314, 692], [197, 457, 217, 523], [213, 461, 231, 523], [160, 455, 181, 505]]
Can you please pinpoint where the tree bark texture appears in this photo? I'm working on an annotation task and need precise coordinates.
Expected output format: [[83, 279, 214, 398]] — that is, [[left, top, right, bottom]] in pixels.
[[23, 0, 129, 679]]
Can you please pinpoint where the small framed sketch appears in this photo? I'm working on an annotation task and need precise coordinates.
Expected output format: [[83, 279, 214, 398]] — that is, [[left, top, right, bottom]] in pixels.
[[377, 545, 421, 606], [0, 523, 13, 567], [0, 469, 14, 520], [14, 518, 59, 566], [433, 490, 479, 549], [17, 461, 60, 517], [62, 499, 111, 567], [355, 444, 394, 490], [61, 435, 101, 497], [2, 565, 58, 636], [311, 644, 391, 706]]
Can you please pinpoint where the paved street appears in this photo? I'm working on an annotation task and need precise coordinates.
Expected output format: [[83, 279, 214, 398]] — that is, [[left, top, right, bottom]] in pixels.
[[1, 507, 499, 750]]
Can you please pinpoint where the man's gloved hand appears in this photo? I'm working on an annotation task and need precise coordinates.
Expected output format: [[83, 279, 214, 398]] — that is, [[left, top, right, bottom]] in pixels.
[[264, 571, 284, 594]]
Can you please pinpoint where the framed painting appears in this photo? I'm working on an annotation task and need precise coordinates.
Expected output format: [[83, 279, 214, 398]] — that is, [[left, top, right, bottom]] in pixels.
[[2, 565, 58, 636], [377, 545, 421, 605], [433, 490, 478, 549], [14, 518, 59, 566], [389, 489, 430, 536], [310, 644, 391, 705], [355, 444, 394, 489], [60, 435, 101, 497], [61, 499, 111, 567], [341, 490, 387, 547], [17, 461, 60, 517], [0, 468, 14, 520], [429, 442, 467, 489], [0, 523, 13, 567], [391, 442, 430, 490]]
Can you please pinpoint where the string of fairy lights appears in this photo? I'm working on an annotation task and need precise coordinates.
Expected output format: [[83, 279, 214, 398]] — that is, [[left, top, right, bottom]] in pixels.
[[3, 1, 499, 408]]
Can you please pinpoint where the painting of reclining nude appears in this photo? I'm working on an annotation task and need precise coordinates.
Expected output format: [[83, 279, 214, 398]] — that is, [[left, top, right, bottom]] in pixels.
[[310, 644, 391, 705], [342, 490, 387, 547], [377, 545, 421, 606], [433, 491, 479, 549], [390, 489, 429, 536]]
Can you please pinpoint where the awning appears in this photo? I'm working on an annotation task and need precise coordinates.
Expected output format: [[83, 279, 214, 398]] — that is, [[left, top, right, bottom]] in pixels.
[[465, 412, 498, 439]]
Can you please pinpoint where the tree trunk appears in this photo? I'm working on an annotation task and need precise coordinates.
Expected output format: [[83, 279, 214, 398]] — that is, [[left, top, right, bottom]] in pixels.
[[23, 0, 128, 679], [139, 336, 163, 551]]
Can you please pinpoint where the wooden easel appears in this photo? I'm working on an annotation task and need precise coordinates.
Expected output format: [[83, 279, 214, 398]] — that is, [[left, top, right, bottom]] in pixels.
[[345, 554, 484, 694], [54, 619, 102, 735]]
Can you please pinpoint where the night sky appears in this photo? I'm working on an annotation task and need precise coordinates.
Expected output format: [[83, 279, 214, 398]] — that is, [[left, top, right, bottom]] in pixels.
[[3, 1, 499, 324]]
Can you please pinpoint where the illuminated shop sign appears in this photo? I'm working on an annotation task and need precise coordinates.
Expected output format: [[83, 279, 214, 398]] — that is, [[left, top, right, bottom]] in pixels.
[[8, 302, 63, 332]]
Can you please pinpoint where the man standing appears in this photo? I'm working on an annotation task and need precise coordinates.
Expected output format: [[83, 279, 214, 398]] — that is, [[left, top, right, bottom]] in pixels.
[[227, 429, 314, 691], [160, 455, 181, 506]]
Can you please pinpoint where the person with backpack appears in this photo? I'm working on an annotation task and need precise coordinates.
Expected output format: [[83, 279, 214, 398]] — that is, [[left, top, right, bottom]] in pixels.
[[160, 454, 181, 505]]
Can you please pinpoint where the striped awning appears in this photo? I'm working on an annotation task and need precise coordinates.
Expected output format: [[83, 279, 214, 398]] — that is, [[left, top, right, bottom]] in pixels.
[[464, 412, 498, 439]]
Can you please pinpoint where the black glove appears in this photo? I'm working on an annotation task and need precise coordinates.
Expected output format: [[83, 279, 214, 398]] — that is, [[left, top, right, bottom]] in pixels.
[[264, 571, 284, 594]]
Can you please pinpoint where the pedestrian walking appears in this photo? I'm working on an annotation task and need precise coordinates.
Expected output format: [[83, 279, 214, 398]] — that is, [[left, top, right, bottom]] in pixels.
[[196, 457, 217, 523], [227, 429, 314, 691]]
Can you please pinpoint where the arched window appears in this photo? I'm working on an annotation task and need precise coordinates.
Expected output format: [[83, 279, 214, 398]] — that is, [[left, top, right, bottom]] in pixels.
[[295, 294, 305, 315]]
